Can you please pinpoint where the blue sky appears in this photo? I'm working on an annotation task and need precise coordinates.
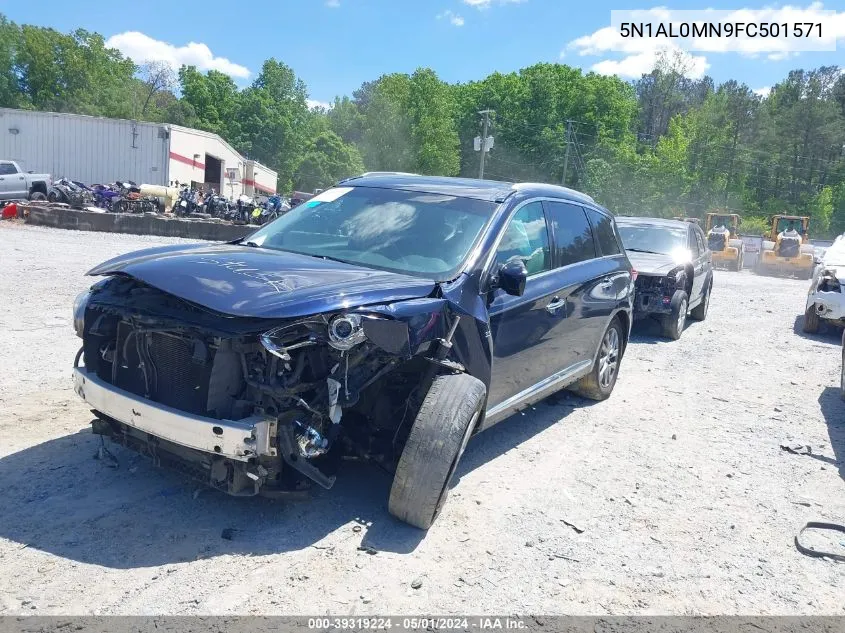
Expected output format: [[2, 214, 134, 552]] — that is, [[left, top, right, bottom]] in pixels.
[[6, 1, 844, 105]]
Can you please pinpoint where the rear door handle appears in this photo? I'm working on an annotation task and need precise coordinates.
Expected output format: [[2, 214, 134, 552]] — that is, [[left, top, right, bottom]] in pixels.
[[546, 297, 565, 315]]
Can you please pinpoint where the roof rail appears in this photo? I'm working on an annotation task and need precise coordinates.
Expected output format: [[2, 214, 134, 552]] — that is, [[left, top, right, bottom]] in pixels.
[[338, 171, 419, 184], [511, 182, 595, 205]]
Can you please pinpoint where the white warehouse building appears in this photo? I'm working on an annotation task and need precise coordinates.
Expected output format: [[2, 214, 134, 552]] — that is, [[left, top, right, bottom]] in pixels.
[[0, 108, 277, 198]]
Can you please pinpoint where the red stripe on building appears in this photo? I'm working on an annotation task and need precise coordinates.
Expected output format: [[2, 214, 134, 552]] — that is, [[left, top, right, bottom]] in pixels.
[[243, 178, 276, 195], [169, 151, 205, 169]]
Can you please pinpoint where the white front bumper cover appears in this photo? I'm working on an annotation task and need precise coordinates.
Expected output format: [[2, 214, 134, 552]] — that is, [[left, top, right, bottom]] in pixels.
[[72, 368, 276, 461]]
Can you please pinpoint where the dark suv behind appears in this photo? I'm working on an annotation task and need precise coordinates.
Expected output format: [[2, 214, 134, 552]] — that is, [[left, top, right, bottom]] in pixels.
[[616, 216, 713, 340], [72, 174, 634, 529]]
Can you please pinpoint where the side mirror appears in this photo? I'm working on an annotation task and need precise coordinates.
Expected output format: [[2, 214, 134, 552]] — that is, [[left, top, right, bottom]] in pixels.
[[495, 259, 528, 297]]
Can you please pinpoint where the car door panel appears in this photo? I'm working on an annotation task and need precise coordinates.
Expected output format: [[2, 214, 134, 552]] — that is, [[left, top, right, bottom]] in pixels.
[[0, 163, 15, 199], [486, 200, 560, 408], [689, 228, 706, 300], [487, 270, 580, 408]]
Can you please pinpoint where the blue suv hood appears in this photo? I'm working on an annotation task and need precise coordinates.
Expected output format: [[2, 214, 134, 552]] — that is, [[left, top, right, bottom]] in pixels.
[[87, 243, 437, 319]]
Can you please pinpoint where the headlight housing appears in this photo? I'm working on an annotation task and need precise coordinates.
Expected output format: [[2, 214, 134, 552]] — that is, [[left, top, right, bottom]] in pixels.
[[328, 314, 366, 350], [73, 290, 90, 338], [260, 313, 369, 361]]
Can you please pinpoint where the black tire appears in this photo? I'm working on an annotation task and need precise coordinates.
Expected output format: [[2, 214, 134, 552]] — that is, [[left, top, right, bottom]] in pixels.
[[690, 279, 711, 321], [803, 304, 820, 334], [389, 373, 486, 530], [661, 290, 688, 340], [569, 317, 624, 401]]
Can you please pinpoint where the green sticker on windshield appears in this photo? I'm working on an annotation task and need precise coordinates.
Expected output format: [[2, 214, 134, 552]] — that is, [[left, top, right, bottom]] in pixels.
[[306, 201, 321, 207]]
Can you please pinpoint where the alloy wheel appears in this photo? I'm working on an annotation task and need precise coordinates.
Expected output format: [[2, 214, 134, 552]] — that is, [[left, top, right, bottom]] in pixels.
[[598, 326, 620, 389]]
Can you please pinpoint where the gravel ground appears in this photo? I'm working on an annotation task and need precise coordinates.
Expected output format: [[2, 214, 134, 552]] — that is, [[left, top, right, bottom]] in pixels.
[[1, 221, 844, 616]]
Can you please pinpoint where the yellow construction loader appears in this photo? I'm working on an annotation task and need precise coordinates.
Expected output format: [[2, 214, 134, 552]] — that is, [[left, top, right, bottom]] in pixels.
[[755, 215, 814, 278], [705, 213, 744, 271]]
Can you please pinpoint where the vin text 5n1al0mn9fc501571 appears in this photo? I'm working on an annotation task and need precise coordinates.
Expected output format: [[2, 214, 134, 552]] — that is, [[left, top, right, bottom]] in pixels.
[[618, 21, 822, 39]]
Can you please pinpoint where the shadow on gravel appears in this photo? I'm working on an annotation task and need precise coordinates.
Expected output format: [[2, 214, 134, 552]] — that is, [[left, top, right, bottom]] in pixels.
[[817, 387, 845, 482], [792, 314, 842, 344], [629, 317, 702, 343], [0, 398, 583, 568], [458, 392, 585, 477]]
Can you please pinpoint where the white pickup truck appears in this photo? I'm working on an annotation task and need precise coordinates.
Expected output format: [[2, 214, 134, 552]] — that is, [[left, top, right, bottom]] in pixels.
[[0, 160, 51, 201]]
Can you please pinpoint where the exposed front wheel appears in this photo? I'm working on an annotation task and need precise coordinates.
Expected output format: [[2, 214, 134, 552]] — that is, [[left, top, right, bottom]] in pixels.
[[803, 304, 820, 334], [569, 317, 624, 401], [389, 373, 486, 530], [661, 290, 688, 340]]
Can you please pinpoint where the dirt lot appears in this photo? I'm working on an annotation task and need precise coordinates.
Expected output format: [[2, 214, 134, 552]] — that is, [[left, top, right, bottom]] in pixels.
[[1, 221, 844, 616]]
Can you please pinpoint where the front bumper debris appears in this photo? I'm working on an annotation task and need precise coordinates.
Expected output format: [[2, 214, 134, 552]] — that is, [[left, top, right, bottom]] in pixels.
[[73, 368, 276, 461], [633, 276, 674, 317], [808, 290, 845, 321]]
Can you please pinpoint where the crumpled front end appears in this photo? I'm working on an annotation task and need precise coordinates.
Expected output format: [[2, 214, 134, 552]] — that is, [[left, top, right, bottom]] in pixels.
[[807, 267, 845, 322], [74, 275, 482, 497], [632, 273, 681, 317]]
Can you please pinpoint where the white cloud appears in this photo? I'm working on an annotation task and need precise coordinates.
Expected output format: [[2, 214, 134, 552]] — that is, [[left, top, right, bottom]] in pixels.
[[591, 47, 710, 80], [567, 3, 845, 80], [106, 31, 250, 78], [753, 86, 772, 98], [462, 0, 525, 9], [437, 10, 465, 26], [326, 0, 340, 7], [307, 99, 332, 111]]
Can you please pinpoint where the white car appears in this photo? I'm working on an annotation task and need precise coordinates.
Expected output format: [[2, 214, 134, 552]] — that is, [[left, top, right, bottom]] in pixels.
[[804, 235, 845, 333]]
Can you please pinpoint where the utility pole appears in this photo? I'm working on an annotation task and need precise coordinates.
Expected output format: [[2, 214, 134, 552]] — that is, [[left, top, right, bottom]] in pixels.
[[478, 109, 494, 179], [561, 120, 573, 186]]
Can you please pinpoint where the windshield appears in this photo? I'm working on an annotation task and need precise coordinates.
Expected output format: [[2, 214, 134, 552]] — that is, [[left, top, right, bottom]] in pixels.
[[617, 223, 689, 256], [711, 215, 733, 230], [246, 186, 496, 279], [776, 218, 804, 234]]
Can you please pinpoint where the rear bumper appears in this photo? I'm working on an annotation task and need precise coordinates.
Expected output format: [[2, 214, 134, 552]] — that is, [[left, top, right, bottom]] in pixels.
[[761, 251, 813, 266], [712, 248, 739, 262], [72, 368, 276, 462]]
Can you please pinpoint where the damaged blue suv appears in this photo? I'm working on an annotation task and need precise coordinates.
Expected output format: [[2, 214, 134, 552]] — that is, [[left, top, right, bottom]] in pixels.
[[72, 174, 634, 529]]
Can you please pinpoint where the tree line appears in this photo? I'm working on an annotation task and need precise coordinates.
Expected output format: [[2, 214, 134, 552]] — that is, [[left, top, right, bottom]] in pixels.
[[2, 15, 844, 236]]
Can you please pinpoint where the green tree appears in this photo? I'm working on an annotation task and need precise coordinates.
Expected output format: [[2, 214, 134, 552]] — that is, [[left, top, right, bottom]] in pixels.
[[234, 59, 310, 191], [178, 67, 240, 137], [359, 73, 414, 171], [327, 96, 364, 146], [407, 68, 460, 175], [0, 15, 21, 108], [808, 186, 834, 234], [294, 130, 365, 191]]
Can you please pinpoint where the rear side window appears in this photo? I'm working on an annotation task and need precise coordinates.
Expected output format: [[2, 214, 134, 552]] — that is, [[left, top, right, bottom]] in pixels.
[[689, 228, 701, 257], [495, 201, 550, 276], [544, 201, 597, 267], [695, 228, 706, 253], [0, 163, 16, 175], [587, 209, 622, 256]]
